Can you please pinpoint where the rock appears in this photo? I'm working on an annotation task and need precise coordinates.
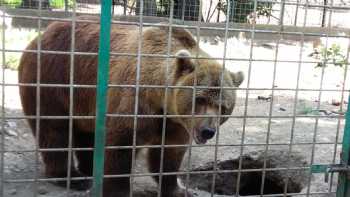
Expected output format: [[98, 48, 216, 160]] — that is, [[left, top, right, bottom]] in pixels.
[[7, 121, 17, 128], [5, 129, 18, 137], [257, 96, 272, 101], [331, 99, 341, 106], [182, 150, 309, 196], [8, 188, 17, 195], [209, 36, 220, 45], [279, 107, 286, 111], [38, 186, 48, 195]]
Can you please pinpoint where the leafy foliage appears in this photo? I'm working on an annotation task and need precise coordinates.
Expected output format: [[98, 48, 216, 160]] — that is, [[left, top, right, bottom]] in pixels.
[[1, 0, 22, 8], [309, 44, 348, 68], [50, 0, 74, 9]]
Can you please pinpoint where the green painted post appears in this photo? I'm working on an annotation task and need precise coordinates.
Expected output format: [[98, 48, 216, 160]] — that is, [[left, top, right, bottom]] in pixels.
[[336, 95, 350, 197], [92, 0, 112, 196]]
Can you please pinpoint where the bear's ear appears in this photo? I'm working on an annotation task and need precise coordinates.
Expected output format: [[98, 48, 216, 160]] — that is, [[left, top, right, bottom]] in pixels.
[[231, 71, 244, 87], [174, 49, 195, 78]]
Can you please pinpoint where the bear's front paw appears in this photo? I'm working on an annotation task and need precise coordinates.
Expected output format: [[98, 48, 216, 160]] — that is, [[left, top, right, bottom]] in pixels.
[[163, 188, 194, 197]]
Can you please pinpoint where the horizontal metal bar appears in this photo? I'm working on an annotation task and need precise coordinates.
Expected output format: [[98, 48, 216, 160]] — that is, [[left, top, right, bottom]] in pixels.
[[2, 166, 314, 181], [0, 114, 345, 119], [1, 141, 342, 153], [2, 82, 349, 93], [311, 164, 329, 173], [2, 48, 98, 56], [4, 48, 349, 65]]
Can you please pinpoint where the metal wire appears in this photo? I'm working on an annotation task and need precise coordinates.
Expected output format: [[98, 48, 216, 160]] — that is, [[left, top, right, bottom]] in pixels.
[[307, 0, 333, 194], [235, 0, 259, 194], [129, 0, 144, 196], [66, 0, 77, 194], [259, 0, 285, 193], [283, 0, 309, 195], [33, 0, 43, 195], [2, 141, 343, 152], [156, 1, 174, 196], [209, 0, 231, 195], [183, 1, 201, 195], [0, 7, 6, 197], [305, 0, 335, 195]]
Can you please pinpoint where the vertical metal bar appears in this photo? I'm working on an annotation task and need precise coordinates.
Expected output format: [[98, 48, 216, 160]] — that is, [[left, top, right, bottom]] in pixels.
[[181, 0, 185, 21], [66, 0, 77, 195], [124, 0, 127, 15], [184, 1, 202, 196], [336, 95, 350, 196], [259, 9, 282, 197], [283, 0, 309, 195], [306, 0, 334, 195], [210, 0, 231, 196], [321, 0, 328, 27], [217, 0, 221, 22], [34, 0, 43, 196], [130, 0, 143, 196], [279, 0, 286, 29], [64, 0, 68, 12], [293, 0, 300, 26], [157, 1, 174, 196], [92, 0, 112, 196], [0, 9, 6, 197], [235, 0, 258, 195]]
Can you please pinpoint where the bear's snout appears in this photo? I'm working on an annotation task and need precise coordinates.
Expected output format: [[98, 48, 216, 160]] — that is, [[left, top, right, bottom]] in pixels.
[[200, 127, 216, 140]]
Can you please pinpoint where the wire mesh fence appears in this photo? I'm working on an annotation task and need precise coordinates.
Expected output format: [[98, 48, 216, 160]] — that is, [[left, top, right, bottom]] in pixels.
[[0, 0, 350, 197], [1, 0, 350, 26]]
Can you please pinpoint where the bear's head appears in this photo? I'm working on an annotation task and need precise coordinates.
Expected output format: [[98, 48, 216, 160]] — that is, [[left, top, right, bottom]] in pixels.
[[168, 49, 244, 144]]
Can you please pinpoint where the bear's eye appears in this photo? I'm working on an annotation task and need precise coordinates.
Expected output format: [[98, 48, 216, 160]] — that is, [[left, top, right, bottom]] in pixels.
[[196, 96, 207, 105]]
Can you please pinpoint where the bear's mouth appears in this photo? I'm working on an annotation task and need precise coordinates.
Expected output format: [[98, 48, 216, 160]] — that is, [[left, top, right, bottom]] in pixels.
[[193, 129, 207, 144]]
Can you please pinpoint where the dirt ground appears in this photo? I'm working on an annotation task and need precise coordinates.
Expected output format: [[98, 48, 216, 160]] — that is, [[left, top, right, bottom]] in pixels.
[[0, 30, 349, 197], [1, 92, 347, 197]]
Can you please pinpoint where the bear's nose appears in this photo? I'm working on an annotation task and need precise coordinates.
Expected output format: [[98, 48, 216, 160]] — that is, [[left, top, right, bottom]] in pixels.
[[200, 127, 216, 140]]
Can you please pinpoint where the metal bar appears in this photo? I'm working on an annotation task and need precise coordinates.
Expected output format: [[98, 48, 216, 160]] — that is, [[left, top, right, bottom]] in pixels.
[[283, 0, 309, 195], [235, 0, 258, 193], [91, 0, 112, 196], [129, 0, 143, 196], [184, 0, 202, 195], [0, 7, 6, 197], [336, 94, 350, 196], [210, 0, 231, 195], [66, 0, 77, 194], [259, 6, 281, 195], [306, 0, 335, 194], [33, 0, 43, 195], [3, 141, 344, 152], [1, 114, 346, 120], [156, 0, 174, 196], [0, 166, 332, 180], [3, 82, 350, 92]]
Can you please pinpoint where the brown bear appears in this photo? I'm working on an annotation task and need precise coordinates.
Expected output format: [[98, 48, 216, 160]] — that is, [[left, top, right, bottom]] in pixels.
[[18, 17, 244, 197]]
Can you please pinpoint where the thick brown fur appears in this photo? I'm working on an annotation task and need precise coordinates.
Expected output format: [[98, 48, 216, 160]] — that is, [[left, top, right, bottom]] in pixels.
[[18, 16, 243, 197]]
